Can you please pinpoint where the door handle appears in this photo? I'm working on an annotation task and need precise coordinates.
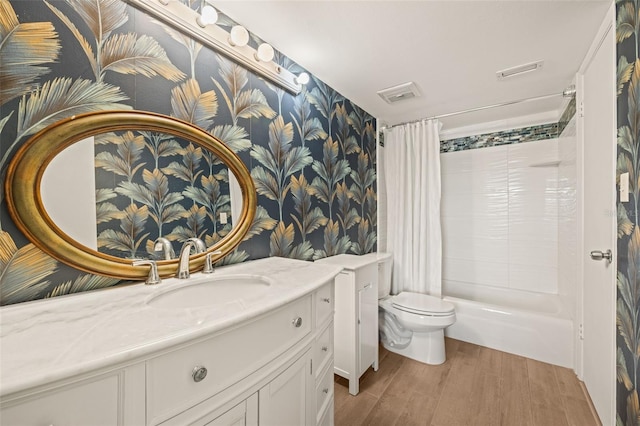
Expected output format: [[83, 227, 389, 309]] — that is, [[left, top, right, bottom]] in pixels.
[[590, 249, 612, 263]]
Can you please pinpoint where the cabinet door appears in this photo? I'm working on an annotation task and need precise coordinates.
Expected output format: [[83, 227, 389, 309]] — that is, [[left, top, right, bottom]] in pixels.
[[203, 394, 258, 426], [333, 271, 356, 380], [358, 280, 378, 377], [2, 376, 118, 426], [259, 350, 311, 426], [1, 364, 145, 426]]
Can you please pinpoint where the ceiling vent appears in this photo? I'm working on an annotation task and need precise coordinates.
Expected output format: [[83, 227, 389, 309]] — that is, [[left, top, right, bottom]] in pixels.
[[377, 82, 421, 104], [496, 60, 544, 80]]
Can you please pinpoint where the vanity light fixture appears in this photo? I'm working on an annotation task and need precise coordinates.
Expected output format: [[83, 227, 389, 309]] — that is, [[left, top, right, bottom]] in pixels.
[[127, 0, 301, 94], [255, 43, 275, 62], [196, 3, 218, 28], [228, 25, 249, 47], [295, 72, 310, 85]]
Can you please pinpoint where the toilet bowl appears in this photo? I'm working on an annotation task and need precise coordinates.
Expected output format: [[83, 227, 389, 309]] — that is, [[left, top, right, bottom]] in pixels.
[[377, 255, 456, 365]]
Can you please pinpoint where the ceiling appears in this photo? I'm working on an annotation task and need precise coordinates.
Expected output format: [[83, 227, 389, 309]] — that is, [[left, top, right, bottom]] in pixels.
[[214, 1, 611, 130]]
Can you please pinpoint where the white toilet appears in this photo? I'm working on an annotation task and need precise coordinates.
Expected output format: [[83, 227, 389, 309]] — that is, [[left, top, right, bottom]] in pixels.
[[377, 254, 456, 365]]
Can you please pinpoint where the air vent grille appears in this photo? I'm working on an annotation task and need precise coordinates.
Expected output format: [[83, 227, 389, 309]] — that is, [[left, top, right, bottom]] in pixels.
[[496, 60, 544, 80], [377, 82, 421, 104]]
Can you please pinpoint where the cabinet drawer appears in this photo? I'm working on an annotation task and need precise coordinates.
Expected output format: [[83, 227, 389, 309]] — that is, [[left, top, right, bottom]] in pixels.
[[315, 282, 334, 327], [147, 295, 311, 424], [2, 375, 119, 426], [315, 363, 334, 424], [314, 321, 333, 379]]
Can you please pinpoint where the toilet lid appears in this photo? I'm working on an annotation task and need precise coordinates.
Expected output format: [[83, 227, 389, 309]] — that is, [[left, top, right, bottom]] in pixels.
[[391, 292, 455, 316]]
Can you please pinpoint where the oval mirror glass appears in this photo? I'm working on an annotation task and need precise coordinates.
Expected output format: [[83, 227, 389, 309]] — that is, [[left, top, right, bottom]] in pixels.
[[5, 111, 256, 280]]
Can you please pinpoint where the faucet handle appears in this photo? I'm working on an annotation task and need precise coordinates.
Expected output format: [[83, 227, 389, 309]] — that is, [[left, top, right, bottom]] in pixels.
[[203, 250, 222, 274], [132, 259, 161, 285]]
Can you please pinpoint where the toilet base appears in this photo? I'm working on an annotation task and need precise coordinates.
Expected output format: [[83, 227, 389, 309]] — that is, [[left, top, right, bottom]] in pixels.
[[382, 328, 446, 365]]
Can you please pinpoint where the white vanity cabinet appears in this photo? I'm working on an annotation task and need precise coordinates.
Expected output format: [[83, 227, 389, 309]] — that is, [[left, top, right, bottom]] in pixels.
[[315, 254, 379, 395], [147, 294, 312, 424], [0, 266, 336, 426], [154, 279, 334, 426]]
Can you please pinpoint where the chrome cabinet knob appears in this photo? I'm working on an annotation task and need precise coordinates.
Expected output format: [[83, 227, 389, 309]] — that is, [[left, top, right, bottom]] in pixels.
[[322, 388, 329, 394], [321, 297, 330, 303], [321, 346, 328, 352], [192, 366, 207, 382], [292, 317, 303, 328]]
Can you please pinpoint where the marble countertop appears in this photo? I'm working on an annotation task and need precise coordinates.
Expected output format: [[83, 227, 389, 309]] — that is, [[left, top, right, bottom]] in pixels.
[[0, 257, 342, 397]]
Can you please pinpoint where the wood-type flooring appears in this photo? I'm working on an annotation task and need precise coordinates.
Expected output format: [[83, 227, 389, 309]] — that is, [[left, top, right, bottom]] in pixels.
[[334, 338, 600, 426]]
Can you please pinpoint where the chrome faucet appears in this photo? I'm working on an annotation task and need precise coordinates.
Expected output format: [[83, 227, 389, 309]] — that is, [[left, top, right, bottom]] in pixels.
[[177, 238, 206, 279], [153, 237, 175, 260]]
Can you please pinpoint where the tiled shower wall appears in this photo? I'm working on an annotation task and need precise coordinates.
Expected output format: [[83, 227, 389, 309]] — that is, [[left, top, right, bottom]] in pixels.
[[441, 138, 560, 294]]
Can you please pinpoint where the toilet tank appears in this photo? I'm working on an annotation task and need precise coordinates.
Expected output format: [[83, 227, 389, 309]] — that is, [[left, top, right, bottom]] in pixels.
[[377, 253, 393, 299]]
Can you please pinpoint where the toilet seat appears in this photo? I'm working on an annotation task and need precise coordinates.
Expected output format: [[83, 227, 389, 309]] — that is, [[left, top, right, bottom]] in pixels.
[[390, 292, 455, 317]]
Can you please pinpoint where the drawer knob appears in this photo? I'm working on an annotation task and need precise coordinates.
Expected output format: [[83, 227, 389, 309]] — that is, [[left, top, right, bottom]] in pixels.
[[321, 346, 328, 352], [323, 387, 329, 394], [292, 317, 303, 328], [322, 297, 330, 303], [192, 366, 208, 382]]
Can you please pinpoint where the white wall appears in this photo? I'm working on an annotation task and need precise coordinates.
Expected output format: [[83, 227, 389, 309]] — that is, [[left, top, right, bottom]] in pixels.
[[441, 138, 560, 294]]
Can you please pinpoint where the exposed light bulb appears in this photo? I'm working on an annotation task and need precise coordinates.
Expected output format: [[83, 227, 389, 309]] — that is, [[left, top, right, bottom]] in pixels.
[[229, 25, 249, 47], [255, 43, 275, 62], [196, 4, 218, 27], [295, 72, 310, 85]]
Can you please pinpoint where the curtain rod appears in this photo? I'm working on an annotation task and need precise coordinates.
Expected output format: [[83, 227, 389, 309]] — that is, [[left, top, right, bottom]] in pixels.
[[382, 91, 569, 131]]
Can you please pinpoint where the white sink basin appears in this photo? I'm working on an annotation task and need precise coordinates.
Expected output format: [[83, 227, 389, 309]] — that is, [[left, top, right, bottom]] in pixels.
[[148, 275, 273, 309]]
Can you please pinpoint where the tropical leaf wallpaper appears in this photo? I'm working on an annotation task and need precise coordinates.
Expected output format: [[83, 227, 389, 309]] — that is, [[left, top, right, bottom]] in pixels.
[[617, 1, 640, 423], [0, 0, 377, 305]]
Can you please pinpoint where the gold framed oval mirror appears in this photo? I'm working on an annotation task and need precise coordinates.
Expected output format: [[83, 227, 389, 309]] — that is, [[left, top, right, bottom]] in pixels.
[[4, 110, 256, 280]]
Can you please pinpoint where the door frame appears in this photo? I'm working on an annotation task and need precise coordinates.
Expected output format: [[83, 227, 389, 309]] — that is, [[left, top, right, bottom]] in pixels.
[[575, 2, 616, 423]]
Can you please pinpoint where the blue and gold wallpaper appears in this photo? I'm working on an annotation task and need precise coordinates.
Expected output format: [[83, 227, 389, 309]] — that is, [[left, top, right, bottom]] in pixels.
[[0, 0, 377, 305], [617, 0, 640, 423]]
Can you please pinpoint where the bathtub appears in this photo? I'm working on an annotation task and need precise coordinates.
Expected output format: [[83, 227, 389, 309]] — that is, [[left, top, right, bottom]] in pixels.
[[442, 281, 574, 368]]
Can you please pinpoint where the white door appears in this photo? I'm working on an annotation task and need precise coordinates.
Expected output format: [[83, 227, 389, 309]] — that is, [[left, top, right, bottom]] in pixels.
[[580, 7, 615, 424], [358, 263, 379, 377]]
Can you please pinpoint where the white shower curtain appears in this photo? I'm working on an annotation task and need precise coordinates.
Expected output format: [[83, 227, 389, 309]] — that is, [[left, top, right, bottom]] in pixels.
[[383, 119, 442, 296]]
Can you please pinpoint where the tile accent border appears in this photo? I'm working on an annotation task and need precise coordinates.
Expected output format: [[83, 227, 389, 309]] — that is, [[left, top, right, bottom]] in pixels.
[[440, 122, 559, 153]]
